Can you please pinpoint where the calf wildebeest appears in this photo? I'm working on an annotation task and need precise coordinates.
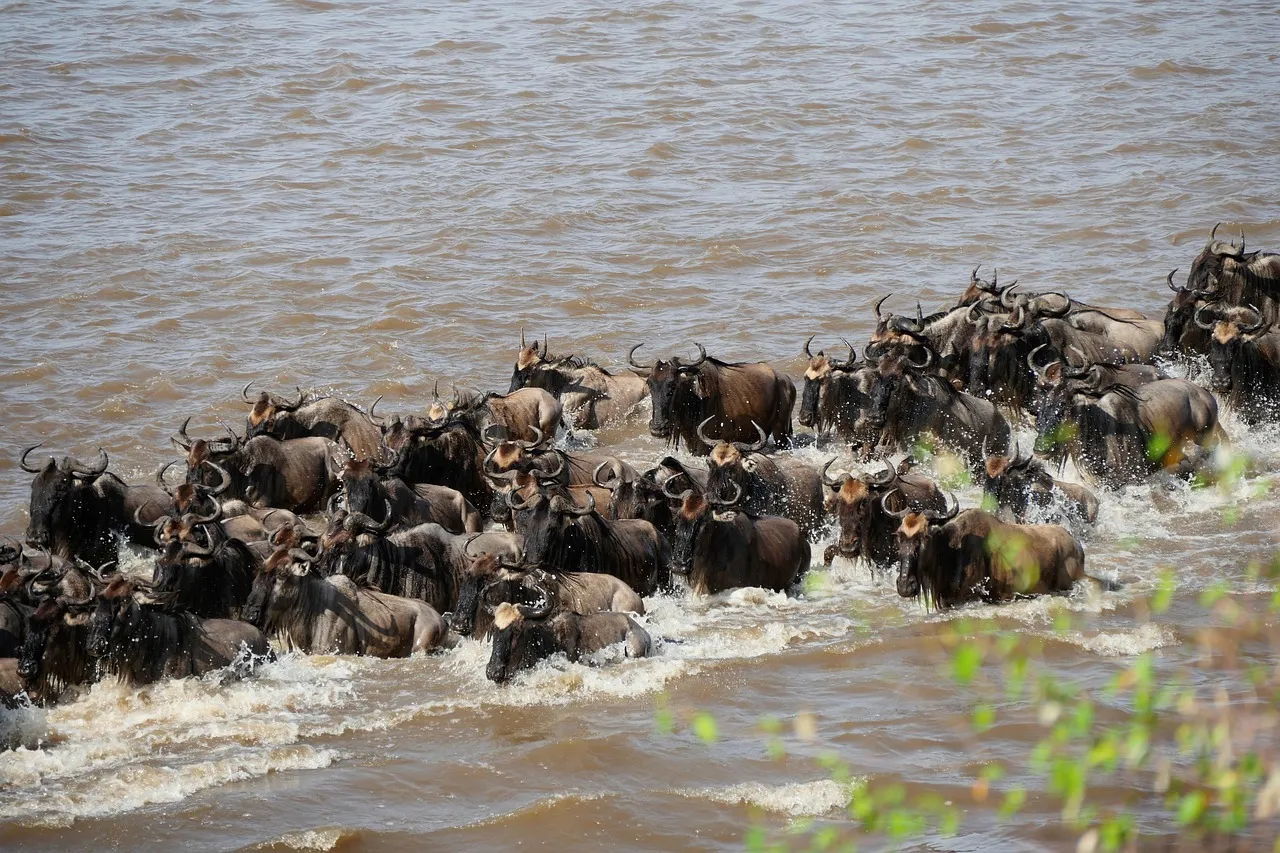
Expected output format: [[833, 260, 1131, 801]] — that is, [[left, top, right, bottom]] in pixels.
[[1185, 224, 1280, 324], [174, 419, 340, 514], [698, 419, 825, 537], [451, 554, 644, 639], [1034, 377, 1223, 487], [88, 575, 271, 686], [669, 484, 811, 595], [983, 446, 1099, 526], [629, 343, 795, 455], [339, 458, 482, 534], [510, 486, 670, 594], [820, 459, 945, 568], [1198, 304, 1280, 423], [20, 445, 176, 566], [889, 498, 1089, 609], [485, 599, 652, 685], [508, 331, 649, 429], [243, 549, 446, 657], [432, 386, 562, 444], [859, 345, 1012, 471], [242, 384, 382, 461]]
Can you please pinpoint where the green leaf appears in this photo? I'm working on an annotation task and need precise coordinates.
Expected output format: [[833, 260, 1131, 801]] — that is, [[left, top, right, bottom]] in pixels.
[[973, 703, 996, 733], [953, 642, 981, 685], [1152, 570, 1176, 614], [1177, 791, 1206, 826], [999, 788, 1027, 819], [691, 711, 719, 745]]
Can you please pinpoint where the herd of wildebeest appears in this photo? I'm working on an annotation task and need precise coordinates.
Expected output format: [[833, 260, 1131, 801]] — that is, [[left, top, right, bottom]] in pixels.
[[1, 224, 1278, 714]]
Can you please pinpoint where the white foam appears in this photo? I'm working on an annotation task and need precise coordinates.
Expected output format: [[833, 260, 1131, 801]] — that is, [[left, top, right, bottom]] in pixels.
[[678, 779, 857, 817]]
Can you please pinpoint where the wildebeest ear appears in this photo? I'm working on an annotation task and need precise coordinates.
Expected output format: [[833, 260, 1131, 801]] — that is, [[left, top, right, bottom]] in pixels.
[[985, 456, 1011, 479], [1045, 363, 1063, 383], [742, 456, 758, 472], [950, 378, 964, 391], [691, 376, 706, 398]]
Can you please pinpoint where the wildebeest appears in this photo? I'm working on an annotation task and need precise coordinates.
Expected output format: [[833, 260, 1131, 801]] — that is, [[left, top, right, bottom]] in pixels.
[[698, 419, 825, 537], [1185, 224, 1280, 324], [487, 469, 613, 530], [1161, 268, 1218, 356], [982, 447, 1099, 527], [508, 331, 649, 429], [593, 463, 674, 539], [339, 458, 482, 534], [1198, 304, 1280, 423], [859, 345, 1012, 471], [380, 415, 493, 510], [18, 595, 96, 705], [629, 343, 795, 455], [432, 386, 562, 444], [173, 419, 340, 514], [889, 499, 1088, 609], [451, 554, 643, 639], [798, 337, 873, 441], [669, 484, 811, 595], [242, 384, 383, 461], [243, 549, 446, 657], [820, 459, 945, 568], [510, 486, 670, 594], [88, 575, 270, 685], [150, 531, 259, 620], [485, 599, 652, 685], [1034, 377, 1223, 487]]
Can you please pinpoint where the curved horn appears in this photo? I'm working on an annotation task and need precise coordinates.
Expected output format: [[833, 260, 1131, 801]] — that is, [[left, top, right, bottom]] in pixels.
[[506, 488, 539, 511], [867, 461, 898, 487], [1000, 305, 1026, 333], [205, 462, 232, 495], [275, 386, 305, 412], [705, 481, 741, 508], [999, 281, 1021, 309], [592, 460, 618, 490], [1027, 343, 1056, 384], [564, 492, 596, 517], [820, 458, 847, 488], [840, 338, 858, 368], [535, 451, 565, 482], [154, 460, 182, 496], [696, 416, 719, 448], [1194, 303, 1218, 331], [967, 302, 985, 324], [171, 416, 194, 452], [70, 448, 109, 478], [482, 445, 508, 475], [927, 493, 960, 523], [19, 443, 47, 474], [971, 264, 981, 285], [904, 345, 934, 370], [242, 382, 255, 403], [132, 501, 167, 530], [803, 334, 815, 359], [1238, 229, 1245, 254], [516, 593, 554, 621], [915, 301, 925, 330], [289, 547, 317, 565], [662, 477, 694, 501], [874, 294, 890, 321], [1064, 346, 1088, 371], [687, 343, 707, 368], [520, 326, 527, 349], [367, 395, 384, 426], [881, 489, 912, 519], [733, 421, 767, 453], [1211, 222, 1221, 242], [1241, 304, 1268, 336], [482, 424, 507, 448], [627, 344, 651, 370], [515, 426, 545, 450], [1166, 268, 1180, 293], [350, 502, 394, 534]]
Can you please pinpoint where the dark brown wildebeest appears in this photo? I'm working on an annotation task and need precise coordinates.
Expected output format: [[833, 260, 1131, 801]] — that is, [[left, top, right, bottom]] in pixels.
[[1161, 268, 1218, 356], [380, 413, 495, 510], [629, 343, 795, 455], [1185, 224, 1280, 324], [669, 483, 811, 595], [982, 446, 1099, 527], [859, 345, 1012, 471], [451, 554, 644, 639], [485, 599, 652, 685], [508, 331, 649, 429], [339, 458, 482, 534], [430, 386, 562, 444], [18, 595, 97, 705], [820, 459, 945, 568], [243, 549, 445, 657], [798, 338, 875, 441], [20, 445, 177, 566], [593, 464, 674, 539], [88, 575, 271, 686], [1199, 304, 1280, 423], [1034, 376, 1223, 487], [242, 384, 383, 461], [173, 419, 340, 514], [697, 419, 825, 537], [487, 469, 614, 530], [888, 498, 1089, 609], [510, 485, 670, 595]]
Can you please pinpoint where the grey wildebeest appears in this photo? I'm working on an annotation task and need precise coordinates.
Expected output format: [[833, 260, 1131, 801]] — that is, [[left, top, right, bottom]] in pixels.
[[508, 331, 649, 429], [697, 419, 825, 537], [1185, 224, 1280, 325], [243, 548, 446, 657], [509, 486, 670, 595], [1034, 377, 1223, 488], [982, 446, 1099, 527], [889, 498, 1089, 609], [20, 445, 176, 566], [451, 554, 643, 639], [1199, 304, 1280, 423], [485, 599, 652, 685], [88, 575, 271, 686], [669, 483, 811, 595], [629, 343, 795, 456], [173, 419, 340, 514], [242, 384, 382, 461], [431, 386, 562, 444], [859, 345, 1012, 471], [820, 459, 945, 569]]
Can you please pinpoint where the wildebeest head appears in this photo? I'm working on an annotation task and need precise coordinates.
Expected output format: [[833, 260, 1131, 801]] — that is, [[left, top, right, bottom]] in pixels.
[[668, 481, 741, 576], [596, 463, 671, 533], [21, 444, 110, 554], [243, 547, 313, 628], [983, 446, 1047, 520], [242, 383, 305, 439], [18, 592, 92, 696], [513, 486, 596, 570], [1160, 268, 1217, 354], [508, 328, 550, 393], [452, 553, 546, 638], [87, 575, 143, 659], [821, 459, 898, 561], [886, 493, 959, 599], [799, 336, 857, 428], [1199, 303, 1272, 393], [700, 418, 767, 502], [629, 343, 709, 440], [486, 597, 557, 684], [339, 457, 390, 523], [858, 343, 934, 436], [1186, 222, 1248, 293]]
